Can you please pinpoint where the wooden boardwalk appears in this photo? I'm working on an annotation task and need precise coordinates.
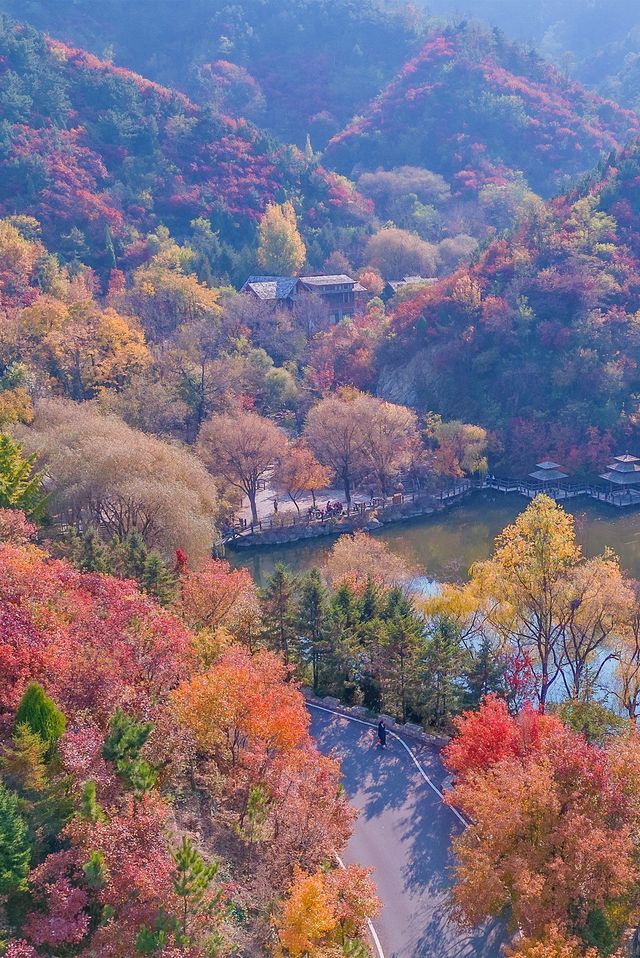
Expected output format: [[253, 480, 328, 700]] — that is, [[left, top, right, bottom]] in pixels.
[[483, 476, 640, 508], [222, 475, 640, 551]]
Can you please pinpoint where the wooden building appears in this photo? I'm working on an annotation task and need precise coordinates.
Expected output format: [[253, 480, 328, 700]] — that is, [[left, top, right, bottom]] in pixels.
[[241, 273, 368, 321]]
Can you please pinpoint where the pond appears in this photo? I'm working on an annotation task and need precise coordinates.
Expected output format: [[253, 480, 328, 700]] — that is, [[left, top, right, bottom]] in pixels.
[[230, 492, 640, 586]]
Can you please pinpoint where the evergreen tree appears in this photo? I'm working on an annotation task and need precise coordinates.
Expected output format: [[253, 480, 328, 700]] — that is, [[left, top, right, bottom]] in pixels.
[[172, 836, 221, 939], [420, 618, 466, 729], [328, 581, 372, 702], [141, 551, 177, 605], [14, 682, 66, 757], [83, 849, 109, 889], [261, 563, 298, 665], [463, 636, 505, 708], [102, 709, 157, 796], [297, 569, 330, 692], [0, 433, 45, 516], [376, 612, 423, 722], [122, 529, 149, 580], [75, 526, 108, 573], [79, 780, 105, 823], [359, 576, 381, 622], [0, 781, 31, 895]]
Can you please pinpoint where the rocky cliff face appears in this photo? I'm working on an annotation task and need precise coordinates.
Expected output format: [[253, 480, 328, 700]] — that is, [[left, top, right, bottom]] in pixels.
[[376, 350, 436, 408]]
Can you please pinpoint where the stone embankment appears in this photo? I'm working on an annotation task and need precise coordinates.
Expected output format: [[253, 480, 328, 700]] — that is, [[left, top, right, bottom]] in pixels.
[[226, 484, 472, 550]]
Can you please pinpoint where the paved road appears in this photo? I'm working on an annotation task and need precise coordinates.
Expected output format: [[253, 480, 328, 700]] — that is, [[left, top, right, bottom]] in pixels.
[[309, 706, 507, 958]]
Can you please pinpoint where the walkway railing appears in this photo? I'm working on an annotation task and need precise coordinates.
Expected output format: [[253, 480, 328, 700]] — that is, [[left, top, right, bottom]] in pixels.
[[223, 475, 640, 545], [222, 486, 457, 543]]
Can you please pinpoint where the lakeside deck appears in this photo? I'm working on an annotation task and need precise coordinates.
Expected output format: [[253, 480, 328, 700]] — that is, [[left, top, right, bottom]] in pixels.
[[222, 475, 640, 551]]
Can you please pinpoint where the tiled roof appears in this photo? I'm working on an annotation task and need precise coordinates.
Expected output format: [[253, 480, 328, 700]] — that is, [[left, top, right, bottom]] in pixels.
[[612, 454, 640, 463], [600, 470, 640, 485], [241, 276, 299, 300], [536, 460, 562, 469], [300, 274, 354, 286], [529, 468, 568, 482], [605, 461, 640, 473]]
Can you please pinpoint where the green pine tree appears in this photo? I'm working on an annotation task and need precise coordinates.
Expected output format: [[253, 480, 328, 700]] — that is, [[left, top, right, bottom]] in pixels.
[[377, 612, 424, 723], [82, 849, 109, 889], [78, 780, 105, 823], [0, 781, 31, 895], [102, 709, 157, 796], [358, 576, 381, 622], [172, 836, 221, 939], [420, 618, 466, 729], [141, 551, 177, 605], [123, 529, 149, 580], [0, 433, 45, 516], [297, 568, 330, 692], [75, 526, 108, 573], [463, 636, 505, 708], [261, 563, 298, 665], [15, 682, 66, 757]]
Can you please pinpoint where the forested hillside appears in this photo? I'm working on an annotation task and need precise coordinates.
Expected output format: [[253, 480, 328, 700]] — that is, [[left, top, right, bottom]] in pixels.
[[0, 513, 378, 958], [326, 22, 640, 199], [381, 143, 640, 470], [0, 19, 372, 278], [5, 4, 640, 958], [426, 0, 640, 112], [0, 0, 427, 146]]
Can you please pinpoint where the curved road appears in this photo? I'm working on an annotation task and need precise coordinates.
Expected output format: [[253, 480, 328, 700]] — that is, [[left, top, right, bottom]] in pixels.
[[309, 705, 507, 958]]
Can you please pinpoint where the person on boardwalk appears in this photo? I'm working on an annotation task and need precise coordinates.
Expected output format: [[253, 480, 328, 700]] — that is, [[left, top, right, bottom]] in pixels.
[[377, 720, 387, 748]]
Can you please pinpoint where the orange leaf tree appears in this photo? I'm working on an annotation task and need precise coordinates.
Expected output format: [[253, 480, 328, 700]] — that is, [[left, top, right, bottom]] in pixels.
[[443, 696, 639, 949]]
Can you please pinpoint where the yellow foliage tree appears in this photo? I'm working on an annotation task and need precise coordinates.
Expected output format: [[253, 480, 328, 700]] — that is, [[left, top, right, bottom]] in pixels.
[[323, 530, 414, 590], [274, 864, 380, 958], [470, 495, 582, 710], [257, 202, 306, 275], [274, 868, 337, 958], [506, 926, 599, 958], [16, 296, 149, 399]]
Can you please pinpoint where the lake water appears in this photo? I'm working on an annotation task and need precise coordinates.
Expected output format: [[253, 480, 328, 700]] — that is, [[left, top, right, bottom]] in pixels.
[[231, 492, 640, 586]]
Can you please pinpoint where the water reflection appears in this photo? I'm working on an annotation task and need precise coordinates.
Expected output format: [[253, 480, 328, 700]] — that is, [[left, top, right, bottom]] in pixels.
[[231, 492, 640, 586]]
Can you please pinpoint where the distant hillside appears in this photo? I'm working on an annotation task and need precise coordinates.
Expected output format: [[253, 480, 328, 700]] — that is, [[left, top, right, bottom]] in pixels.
[[0, 19, 371, 275], [424, 0, 640, 113], [0, 0, 427, 147], [325, 23, 640, 199], [379, 142, 640, 471]]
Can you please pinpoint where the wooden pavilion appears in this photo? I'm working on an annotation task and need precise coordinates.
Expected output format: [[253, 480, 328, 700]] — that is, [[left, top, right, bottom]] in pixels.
[[600, 454, 640, 487], [528, 460, 569, 484]]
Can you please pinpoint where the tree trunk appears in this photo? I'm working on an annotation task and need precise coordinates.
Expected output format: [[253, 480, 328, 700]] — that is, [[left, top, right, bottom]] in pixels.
[[249, 492, 259, 525], [343, 469, 351, 505]]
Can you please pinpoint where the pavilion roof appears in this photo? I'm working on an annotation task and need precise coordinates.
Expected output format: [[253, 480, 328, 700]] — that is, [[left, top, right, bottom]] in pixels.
[[529, 468, 569, 482], [612, 454, 640, 463], [536, 460, 563, 470], [600, 470, 640, 485], [605, 461, 640, 473]]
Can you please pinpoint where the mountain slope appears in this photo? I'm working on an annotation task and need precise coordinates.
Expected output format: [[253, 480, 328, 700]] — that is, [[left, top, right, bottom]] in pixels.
[[326, 23, 640, 199], [379, 143, 640, 470], [0, 0, 427, 147], [0, 19, 371, 273]]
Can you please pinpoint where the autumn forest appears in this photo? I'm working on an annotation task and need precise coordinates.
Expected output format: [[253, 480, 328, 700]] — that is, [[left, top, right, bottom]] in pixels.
[[2, 2, 640, 958]]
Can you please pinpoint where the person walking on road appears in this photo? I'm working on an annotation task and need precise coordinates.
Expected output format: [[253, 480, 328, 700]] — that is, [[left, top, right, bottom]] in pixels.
[[377, 720, 387, 748]]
